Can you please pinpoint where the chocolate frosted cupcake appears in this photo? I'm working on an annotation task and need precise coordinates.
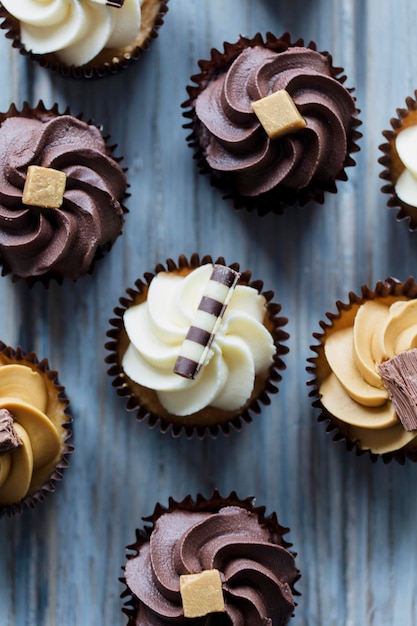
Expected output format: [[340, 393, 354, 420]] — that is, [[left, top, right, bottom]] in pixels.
[[0, 342, 72, 518], [379, 90, 417, 229], [183, 32, 361, 215], [0, 101, 127, 285], [0, 0, 168, 79], [106, 253, 288, 437], [308, 277, 417, 463], [122, 491, 299, 625]]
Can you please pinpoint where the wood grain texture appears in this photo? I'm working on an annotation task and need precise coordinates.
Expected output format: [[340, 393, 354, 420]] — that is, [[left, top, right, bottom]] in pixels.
[[1, 0, 417, 624]]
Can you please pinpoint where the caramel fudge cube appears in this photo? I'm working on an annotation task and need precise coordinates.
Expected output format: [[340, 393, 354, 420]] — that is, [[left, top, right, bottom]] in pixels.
[[180, 569, 225, 618], [22, 165, 67, 209], [252, 89, 306, 139]]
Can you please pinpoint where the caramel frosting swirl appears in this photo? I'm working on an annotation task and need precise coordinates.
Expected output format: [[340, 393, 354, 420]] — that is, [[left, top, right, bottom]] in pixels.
[[125, 505, 297, 625], [194, 43, 358, 203], [0, 110, 126, 281], [0, 364, 63, 506], [320, 296, 417, 454]]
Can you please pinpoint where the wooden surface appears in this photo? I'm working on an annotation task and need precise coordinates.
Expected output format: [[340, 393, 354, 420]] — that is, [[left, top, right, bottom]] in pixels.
[[1, 1, 417, 624]]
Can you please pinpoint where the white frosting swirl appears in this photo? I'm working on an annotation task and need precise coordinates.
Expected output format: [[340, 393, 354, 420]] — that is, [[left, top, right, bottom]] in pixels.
[[2, 0, 143, 66], [122, 265, 275, 416], [395, 125, 417, 208]]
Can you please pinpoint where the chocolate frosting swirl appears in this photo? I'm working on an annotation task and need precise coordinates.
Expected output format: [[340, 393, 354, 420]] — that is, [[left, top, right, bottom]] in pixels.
[[191, 38, 359, 209], [0, 107, 126, 281], [125, 503, 298, 625]]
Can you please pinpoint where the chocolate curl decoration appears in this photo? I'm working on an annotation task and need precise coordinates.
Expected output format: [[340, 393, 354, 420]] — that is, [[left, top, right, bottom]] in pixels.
[[0, 409, 21, 454], [174, 265, 240, 380], [378, 349, 417, 431]]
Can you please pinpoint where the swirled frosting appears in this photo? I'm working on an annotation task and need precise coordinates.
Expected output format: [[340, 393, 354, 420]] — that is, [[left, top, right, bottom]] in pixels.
[[0, 364, 64, 506], [394, 125, 417, 207], [1, 0, 143, 66], [320, 297, 417, 454], [195, 45, 357, 199], [122, 264, 275, 416], [0, 112, 126, 280], [125, 505, 297, 625]]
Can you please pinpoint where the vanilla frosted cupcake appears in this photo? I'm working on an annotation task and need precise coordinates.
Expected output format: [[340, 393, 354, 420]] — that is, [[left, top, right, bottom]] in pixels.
[[0, 343, 72, 518], [122, 491, 299, 625], [379, 90, 417, 229], [106, 254, 288, 437], [0, 101, 127, 285], [0, 0, 168, 78], [308, 277, 417, 462]]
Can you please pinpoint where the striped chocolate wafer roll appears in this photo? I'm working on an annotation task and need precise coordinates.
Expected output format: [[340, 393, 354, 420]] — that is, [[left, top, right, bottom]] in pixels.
[[174, 265, 240, 379], [91, 0, 125, 6]]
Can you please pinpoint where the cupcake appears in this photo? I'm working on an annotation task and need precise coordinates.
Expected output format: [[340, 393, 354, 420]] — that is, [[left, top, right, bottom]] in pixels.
[[307, 277, 417, 462], [121, 491, 299, 625], [105, 253, 288, 437], [0, 0, 168, 79], [0, 342, 72, 518], [379, 90, 417, 229], [183, 32, 361, 215], [0, 101, 128, 285]]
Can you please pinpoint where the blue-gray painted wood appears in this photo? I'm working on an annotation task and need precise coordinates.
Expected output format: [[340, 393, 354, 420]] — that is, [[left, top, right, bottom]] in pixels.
[[1, 1, 417, 624]]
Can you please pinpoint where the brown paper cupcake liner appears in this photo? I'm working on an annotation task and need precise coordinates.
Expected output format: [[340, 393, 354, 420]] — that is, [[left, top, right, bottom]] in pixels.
[[121, 490, 300, 625], [105, 253, 289, 438], [0, 0, 168, 79], [0, 100, 129, 287], [379, 90, 417, 229], [182, 32, 362, 216], [307, 277, 417, 464], [0, 342, 73, 519]]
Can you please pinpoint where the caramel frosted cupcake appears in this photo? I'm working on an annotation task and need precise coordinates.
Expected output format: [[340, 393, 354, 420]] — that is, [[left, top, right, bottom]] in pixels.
[[106, 253, 288, 437], [122, 491, 300, 625], [308, 277, 417, 463], [0, 342, 72, 518], [379, 90, 417, 229], [0, 101, 127, 285], [0, 0, 168, 79], [183, 32, 361, 215]]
